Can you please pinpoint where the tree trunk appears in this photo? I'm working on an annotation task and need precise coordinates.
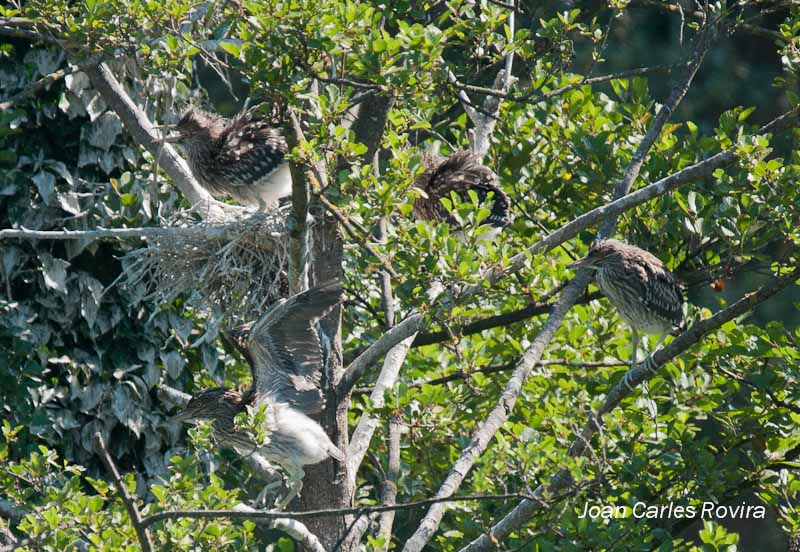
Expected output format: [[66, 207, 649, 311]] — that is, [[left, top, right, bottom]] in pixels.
[[296, 209, 354, 549]]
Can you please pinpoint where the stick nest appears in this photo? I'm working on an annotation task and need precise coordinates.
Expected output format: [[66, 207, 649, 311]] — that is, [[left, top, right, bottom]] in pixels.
[[122, 206, 289, 323]]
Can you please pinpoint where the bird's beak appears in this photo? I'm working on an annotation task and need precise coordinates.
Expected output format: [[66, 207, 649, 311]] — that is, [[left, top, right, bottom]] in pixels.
[[567, 257, 592, 270]]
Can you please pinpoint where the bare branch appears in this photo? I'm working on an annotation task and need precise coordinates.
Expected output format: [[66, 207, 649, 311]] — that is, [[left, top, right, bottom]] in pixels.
[[377, 415, 402, 547], [338, 313, 425, 398], [347, 332, 416, 484], [352, 358, 627, 395], [232, 504, 326, 552], [346, 93, 395, 165], [286, 110, 312, 294], [460, 264, 800, 551], [0, 225, 229, 242], [0, 68, 69, 111], [405, 358, 628, 390], [94, 433, 154, 552], [402, 33, 709, 552]]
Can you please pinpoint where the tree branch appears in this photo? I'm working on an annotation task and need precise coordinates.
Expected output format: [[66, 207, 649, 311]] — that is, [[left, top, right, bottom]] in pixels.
[[0, 225, 230, 241], [460, 264, 800, 551], [286, 110, 312, 294], [94, 433, 154, 552], [471, 2, 515, 158], [338, 313, 424, 398], [411, 291, 602, 348], [402, 32, 709, 552], [0, 68, 69, 112], [140, 492, 556, 527], [634, 0, 782, 40], [377, 415, 402, 548], [232, 504, 326, 552], [451, 63, 685, 104], [347, 332, 416, 485], [406, 358, 628, 390], [318, 194, 398, 278]]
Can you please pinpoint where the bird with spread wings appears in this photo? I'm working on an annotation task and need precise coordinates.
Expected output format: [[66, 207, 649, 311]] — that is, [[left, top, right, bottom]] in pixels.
[[172, 280, 345, 509]]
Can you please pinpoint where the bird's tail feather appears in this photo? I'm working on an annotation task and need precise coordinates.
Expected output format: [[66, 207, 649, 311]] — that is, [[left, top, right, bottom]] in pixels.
[[327, 444, 346, 463]]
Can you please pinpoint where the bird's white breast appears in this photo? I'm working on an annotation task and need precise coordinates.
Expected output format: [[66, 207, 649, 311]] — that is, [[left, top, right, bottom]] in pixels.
[[253, 163, 292, 208]]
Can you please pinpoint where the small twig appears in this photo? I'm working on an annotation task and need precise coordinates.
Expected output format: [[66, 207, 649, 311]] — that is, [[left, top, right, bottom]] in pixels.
[[94, 433, 154, 552]]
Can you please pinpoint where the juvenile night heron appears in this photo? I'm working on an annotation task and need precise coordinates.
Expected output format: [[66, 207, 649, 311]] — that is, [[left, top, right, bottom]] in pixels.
[[413, 151, 511, 241], [568, 239, 685, 365], [161, 107, 291, 210], [172, 280, 345, 509]]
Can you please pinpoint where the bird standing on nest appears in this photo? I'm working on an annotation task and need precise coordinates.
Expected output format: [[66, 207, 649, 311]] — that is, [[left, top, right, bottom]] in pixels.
[[568, 239, 685, 366], [413, 151, 511, 242], [161, 107, 292, 211], [172, 280, 345, 509]]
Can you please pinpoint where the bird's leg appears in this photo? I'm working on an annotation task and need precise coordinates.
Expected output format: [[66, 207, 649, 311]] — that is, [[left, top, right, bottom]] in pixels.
[[274, 465, 305, 511], [254, 479, 284, 508], [653, 333, 667, 355], [630, 329, 639, 367]]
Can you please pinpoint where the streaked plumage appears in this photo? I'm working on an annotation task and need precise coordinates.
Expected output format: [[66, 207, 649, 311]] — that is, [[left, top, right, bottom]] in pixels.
[[569, 239, 685, 364], [165, 108, 291, 210], [173, 281, 345, 507], [413, 151, 511, 239]]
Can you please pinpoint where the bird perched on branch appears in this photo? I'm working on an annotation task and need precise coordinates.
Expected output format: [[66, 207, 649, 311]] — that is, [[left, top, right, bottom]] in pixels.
[[568, 239, 685, 365], [413, 151, 511, 241], [172, 280, 345, 509], [162, 107, 291, 210]]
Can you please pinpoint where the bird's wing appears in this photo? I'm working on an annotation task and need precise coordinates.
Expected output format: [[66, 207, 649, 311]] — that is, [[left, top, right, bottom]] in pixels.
[[642, 266, 685, 327], [415, 151, 510, 227], [215, 111, 289, 187], [244, 280, 343, 414]]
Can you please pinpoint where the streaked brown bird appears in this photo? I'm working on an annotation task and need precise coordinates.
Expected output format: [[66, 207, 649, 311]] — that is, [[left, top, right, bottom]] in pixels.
[[569, 239, 685, 365], [162, 107, 291, 210], [413, 151, 511, 241], [172, 280, 345, 509]]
